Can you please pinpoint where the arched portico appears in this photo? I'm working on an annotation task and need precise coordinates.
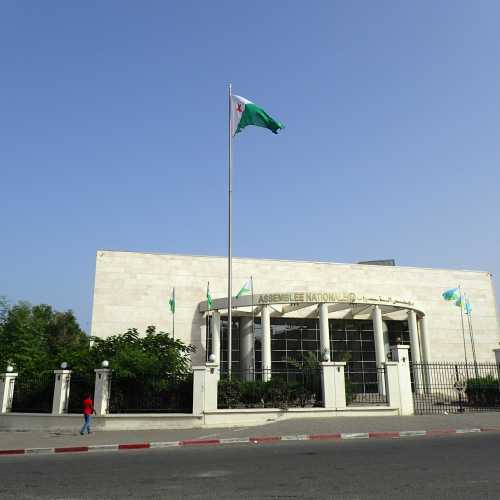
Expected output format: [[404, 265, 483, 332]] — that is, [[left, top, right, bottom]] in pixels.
[[199, 292, 428, 393]]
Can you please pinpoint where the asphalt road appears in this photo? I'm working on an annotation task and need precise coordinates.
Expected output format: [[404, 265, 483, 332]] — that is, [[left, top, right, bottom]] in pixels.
[[1, 434, 500, 499]]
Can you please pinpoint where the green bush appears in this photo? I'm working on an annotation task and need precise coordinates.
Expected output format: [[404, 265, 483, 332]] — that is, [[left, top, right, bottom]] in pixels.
[[465, 376, 499, 406]]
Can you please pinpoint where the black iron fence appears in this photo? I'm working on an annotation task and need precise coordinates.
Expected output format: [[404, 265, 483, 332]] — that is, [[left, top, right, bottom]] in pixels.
[[218, 368, 323, 409], [345, 366, 388, 406], [10, 372, 55, 413], [412, 362, 500, 414], [108, 373, 193, 413], [67, 373, 95, 414]]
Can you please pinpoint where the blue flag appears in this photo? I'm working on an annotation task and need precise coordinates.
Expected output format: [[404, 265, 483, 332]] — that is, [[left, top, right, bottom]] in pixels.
[[442, 288, 460, 301]]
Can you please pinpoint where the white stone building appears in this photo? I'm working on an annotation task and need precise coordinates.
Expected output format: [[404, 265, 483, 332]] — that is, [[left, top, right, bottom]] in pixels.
[[91, 251, 500, 389]]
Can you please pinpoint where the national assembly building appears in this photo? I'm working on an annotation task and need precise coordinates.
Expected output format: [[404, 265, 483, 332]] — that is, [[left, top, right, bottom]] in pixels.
[[90, 251, 500, 393]]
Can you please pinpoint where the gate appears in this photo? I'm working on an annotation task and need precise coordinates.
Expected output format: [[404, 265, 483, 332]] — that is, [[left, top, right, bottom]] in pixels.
[[412, 362, 500, 414]]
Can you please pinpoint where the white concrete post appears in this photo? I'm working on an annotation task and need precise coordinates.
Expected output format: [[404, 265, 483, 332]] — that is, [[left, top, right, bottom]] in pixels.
[[93, 369, 111, 416], [52, 370, 72, 415], [211, 311, 221, 364], [372, 306, 386, 395], [390, 344, 414, 415], [384, 362, 401, 409], [407, 310, 423, 394], [321, 362, 346, 410], [319, 303, 331, 362], [261, 305, 272, 382], [192, 363, 219, 416], [240, 316, 254, 380], [0, 372, 18, 413]]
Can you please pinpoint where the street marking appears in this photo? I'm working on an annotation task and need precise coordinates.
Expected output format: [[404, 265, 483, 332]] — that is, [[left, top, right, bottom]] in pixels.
[[341, 433, 369, 440]]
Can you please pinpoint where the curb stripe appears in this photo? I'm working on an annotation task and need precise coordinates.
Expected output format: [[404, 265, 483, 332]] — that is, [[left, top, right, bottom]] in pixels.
[[309, 433, 341, 441], [341, 433, 369, 440], [180, 439, 221, 446], [1, 427, 498, 457], [368, 432, 400, 439], [250, 436, 282, 443], [118, 443, 150, 450], [55, 447, 89, 453]]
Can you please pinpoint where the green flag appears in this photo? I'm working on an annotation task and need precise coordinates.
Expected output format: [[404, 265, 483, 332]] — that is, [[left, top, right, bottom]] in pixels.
[[168, 288, 175, 314], [206, 282, 213, 311], [231, 95, 284, 136], [236, 279, 252, 299]]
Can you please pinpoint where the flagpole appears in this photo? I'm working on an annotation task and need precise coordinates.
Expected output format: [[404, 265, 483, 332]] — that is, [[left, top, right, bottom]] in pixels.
[[172, 288, 175, 340], [464, 292, 479, 377], [458, 285, 469, 376], [228, 82, 233, 378], [251, 275, 255, 379]]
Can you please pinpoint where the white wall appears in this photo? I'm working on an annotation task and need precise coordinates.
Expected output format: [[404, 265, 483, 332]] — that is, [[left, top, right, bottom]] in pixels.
[[91, 251, 500, 363]]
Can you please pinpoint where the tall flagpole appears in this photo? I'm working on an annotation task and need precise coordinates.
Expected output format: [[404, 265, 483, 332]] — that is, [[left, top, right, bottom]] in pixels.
[[464, 291, 479, 377], [458, 285, 469, 379], [251, 275, 255, 378], [228, 83, 233, 377]]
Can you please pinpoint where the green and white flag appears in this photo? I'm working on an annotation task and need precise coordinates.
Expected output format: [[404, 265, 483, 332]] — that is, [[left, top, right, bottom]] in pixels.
[[236, 279, 252, 299], [206, 282, 213, 311], [169, 288, 175, 314], [231, 95, 284, 136]]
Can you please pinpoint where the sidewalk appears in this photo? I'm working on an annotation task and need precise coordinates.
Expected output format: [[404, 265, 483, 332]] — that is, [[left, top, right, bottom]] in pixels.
[[1, 413, 499, 453]]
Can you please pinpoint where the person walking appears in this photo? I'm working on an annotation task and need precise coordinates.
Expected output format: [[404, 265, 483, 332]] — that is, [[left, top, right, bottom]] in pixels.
[[80, 393, 94, 435]]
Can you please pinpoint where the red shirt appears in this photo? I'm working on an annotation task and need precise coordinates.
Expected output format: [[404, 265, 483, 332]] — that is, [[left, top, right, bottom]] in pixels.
[[83, 398, 93, 415]]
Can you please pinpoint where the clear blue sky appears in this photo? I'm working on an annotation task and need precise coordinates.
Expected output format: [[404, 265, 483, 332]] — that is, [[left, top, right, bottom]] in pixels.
[[1, 1, 499, 332]]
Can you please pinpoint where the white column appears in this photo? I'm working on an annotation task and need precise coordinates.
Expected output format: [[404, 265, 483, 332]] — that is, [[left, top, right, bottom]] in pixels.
[[52, 370, 72, 415], [93, 369, 111, 416], [418, 316, 431, 393], [240, 316, 254, 380], [319, 303, 331, 362], [390, 344, 414, 415], [0, 372, 18, 413], [372, 305, 386, 395], [211, 311, 221, 364], [418, 316, 431, 363], [408, 310, 423, 394], [261, 305, 271, 382]]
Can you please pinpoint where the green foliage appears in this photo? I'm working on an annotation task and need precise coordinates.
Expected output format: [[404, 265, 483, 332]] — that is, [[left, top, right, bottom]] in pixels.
[[465, 376, 499, 406], [0, 299, 195, 378], [218, 374, 322, 409], [0, 300, 88, 375]]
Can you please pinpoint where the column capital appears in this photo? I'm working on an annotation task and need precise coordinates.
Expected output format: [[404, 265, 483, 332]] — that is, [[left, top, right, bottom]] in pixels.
[[53, 369, 72, 375]]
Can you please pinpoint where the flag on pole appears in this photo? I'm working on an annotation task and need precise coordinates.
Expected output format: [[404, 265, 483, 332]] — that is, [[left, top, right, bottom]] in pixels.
[[236, 279, 252, 299], [231, 95, 284, 136], [206, 282, 213, 311], [169, 288, 175, 314], [442, 288, 460, 301], [464, 299, 472, 315]]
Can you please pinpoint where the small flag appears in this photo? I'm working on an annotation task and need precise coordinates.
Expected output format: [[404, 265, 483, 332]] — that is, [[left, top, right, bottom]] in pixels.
[[206, 282, 213, 311], [442, 288, 460, 301], [169, 288, 175, 314], [231, 95, 284, 137], [236, 279, 252, 299], [464, 300, 472, 315]]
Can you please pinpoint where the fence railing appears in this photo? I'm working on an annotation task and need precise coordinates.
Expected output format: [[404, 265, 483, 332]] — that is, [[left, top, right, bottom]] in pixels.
[[412, 362, 500, 414], [108, 373, 193, 413], [67, 373, 95, 414], [10, 373, 54, 413], [218, 368, 323, 409], [345, 366, 388, 406]]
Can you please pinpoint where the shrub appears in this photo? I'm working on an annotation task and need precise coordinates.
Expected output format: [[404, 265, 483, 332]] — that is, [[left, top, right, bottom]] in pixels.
[[465, 376, 499, 406]]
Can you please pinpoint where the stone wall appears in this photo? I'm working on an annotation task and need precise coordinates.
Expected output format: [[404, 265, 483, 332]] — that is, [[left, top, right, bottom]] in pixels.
[[91, 251, 500, 363]]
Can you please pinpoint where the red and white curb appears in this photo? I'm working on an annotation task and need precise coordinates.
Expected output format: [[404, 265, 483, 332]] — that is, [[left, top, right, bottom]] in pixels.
[[0, 428, 497, 456]]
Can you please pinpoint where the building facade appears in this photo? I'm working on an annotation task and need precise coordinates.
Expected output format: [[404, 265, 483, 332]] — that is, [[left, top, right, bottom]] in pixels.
[[91, 251, 500, 389]]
